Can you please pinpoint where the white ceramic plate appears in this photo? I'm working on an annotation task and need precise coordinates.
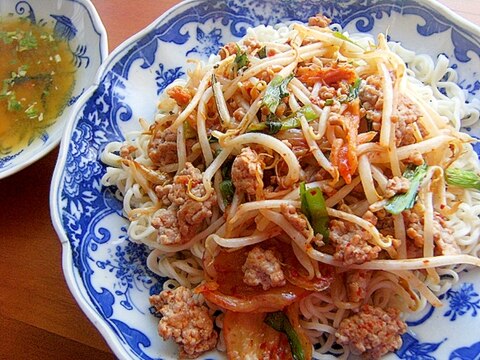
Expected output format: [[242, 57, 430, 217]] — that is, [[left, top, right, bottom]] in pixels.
[[0, 0, 107, 179], [50, 0, 480, 359]]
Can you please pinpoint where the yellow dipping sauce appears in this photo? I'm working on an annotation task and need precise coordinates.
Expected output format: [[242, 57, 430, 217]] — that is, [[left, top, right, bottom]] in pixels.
[[0, 17, 76, 155]]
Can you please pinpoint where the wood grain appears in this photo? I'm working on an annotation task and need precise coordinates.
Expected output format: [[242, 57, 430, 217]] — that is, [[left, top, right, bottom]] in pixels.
[[0, 1, 478, 359]]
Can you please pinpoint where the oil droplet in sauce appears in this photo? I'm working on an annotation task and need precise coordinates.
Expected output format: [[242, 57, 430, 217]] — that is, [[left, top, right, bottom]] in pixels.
[[0, 17, 76, 155]]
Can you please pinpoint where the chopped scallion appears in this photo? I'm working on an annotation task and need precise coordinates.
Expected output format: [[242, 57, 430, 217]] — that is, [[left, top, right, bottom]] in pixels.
[[262, 74, 294, 114], [384, 164, 428, 215], [445, 168, 480, 190], [265, 312, 305, 360], [300, 182, 329, 241]]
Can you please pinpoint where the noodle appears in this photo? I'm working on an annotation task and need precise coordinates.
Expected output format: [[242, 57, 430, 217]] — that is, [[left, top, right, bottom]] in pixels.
[[101, 14, 480, 360]]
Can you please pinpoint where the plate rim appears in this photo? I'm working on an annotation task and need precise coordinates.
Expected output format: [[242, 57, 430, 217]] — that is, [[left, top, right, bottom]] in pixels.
[[49, 1, 194, 358], [49, 0, 480, 359]]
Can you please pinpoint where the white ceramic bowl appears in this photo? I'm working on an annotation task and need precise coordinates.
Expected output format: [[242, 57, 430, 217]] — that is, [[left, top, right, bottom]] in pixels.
[[50, 0, 480, 359], [0, 0, 107, 179]]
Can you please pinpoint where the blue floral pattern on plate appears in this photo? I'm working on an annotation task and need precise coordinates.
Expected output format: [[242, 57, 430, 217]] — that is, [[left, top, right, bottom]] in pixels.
[[450, 341, 480, 360], [444, 283, 480, 321], [50, 0, 480, 359], [397, 333, 445, 360]]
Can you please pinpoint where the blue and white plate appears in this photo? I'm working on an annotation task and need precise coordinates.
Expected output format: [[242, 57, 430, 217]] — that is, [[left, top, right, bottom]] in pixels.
[[50, 0, 480, 359], [0, 0, 108, 179]]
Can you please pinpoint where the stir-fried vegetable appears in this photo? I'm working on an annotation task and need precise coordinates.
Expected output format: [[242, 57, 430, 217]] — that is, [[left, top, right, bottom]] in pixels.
[[197, 245, 309, 313], [197, 281, 308, 313], [278, 240, 334, 291], [265, 311, 306, 360], [263, 73, 294, 113], [257, 46, 267, 59], [219, 156, 235, 205], [445, 168, 480, 190], [223, 311, 292, 359], [296, 64, 356, 87], [219, 179, 235, 204], [300, 182, 329, 241], [332, 31, 365, 49], [211, 74, 232, 126], [247, 105, 317, 134], [285, 304, 313, 360], [330, 101, 360, 184], [234, 44, 250, 70], [345, 78, 361, 102], [183, 121, 197, 139], [385, 164, 428, 215]]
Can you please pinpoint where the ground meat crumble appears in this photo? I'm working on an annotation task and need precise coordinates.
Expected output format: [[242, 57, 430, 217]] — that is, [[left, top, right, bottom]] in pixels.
[[384, 176, 410, 199], [336, 304, 407, 359], [242, 246, 286, 290], [346, 270, 372, 304], [359, 75, 425, 146], [148, 127, 179, 167], [359, 75, 383, 130], [152, 163, 216, 245], [231, 147, 265, 197], [280, 203, 310, 238], [364, 209, 395, 238], [150, 286, 218, 359], [308, 13, 332, 28], [329, 219, 381, 265], [403, 204, 460, 256], [392, 95, 424, 146]]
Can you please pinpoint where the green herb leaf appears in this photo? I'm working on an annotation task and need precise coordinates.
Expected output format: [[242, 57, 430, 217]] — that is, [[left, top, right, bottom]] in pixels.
[[7, 94, 22, 111], [280, 105, 317, 130], [247, 123, 271, 134], [247, 105, 317, 134], [25, 103, 39, 119], [264, 312, 305, 360], [258, 46, 267, 59], [347, 78, 361, 101], [0, 31, 14, 44], [219, 179, 235, 205], [385, 164, 428, 215], [333, 31, 365, 49], [208, 135, 219, 144], [1, 79, 11, 96], [247, 118, 277, 133], [18, 31, 38, 52], [213, 148, 223, 158], [445, 168, 480, 190], [220, 156, 236, 203], [300, 182, 329, 241], [263, 114, 283, 135], [234, 45, 250, 71], [338, 78, 362, 104], [221, 156, 234, 180], [262, 74, 294, 114], [183, 121, 197, 139]]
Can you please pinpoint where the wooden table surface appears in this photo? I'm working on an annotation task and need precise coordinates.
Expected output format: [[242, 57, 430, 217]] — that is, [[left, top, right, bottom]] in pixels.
[[0, 1, 479, 359]]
